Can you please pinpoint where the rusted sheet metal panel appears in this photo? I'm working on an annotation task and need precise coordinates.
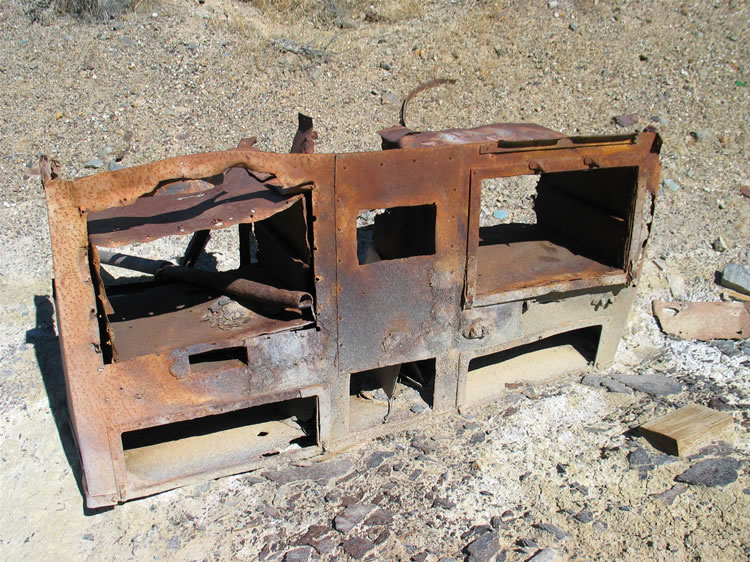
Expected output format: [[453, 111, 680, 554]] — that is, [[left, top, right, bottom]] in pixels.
[[379, 123, 563, 149], [653, 300, 750, 340], [89, 167, 303, 247], [334, 146, 469, 373]]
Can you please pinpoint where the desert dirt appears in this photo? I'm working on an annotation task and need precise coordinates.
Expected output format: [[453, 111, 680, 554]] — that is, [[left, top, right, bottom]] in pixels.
[[0, 0, 749, 560]]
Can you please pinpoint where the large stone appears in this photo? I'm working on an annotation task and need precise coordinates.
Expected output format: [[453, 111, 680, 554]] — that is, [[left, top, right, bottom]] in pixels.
[[720, 263, 750, 295], [675, 458, 741, 487], [610, 373, 683, 396]]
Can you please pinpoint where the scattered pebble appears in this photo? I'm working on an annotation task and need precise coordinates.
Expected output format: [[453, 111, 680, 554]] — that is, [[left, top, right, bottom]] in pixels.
[[653, 484, 688, 506], [534, 523, 571, 541], [381, 91, 400, 105], [675, 458, 741, 487], [84, 158, 104, 169], [283, 546, 315, 562], [334, 503, 377, 532], [662, 178, 680, 191], [690, 130, 711, 142], [528, 548, 559, 562], [464, 531, 503, 562], [263, 458, 353, 484], [492, 209, 509, 220], [569, 23, 579, 32], [574, 510, 594, 523], [712, 236, 728, 252], [613, 113, 639, 127], [342, 536, 375, 559]]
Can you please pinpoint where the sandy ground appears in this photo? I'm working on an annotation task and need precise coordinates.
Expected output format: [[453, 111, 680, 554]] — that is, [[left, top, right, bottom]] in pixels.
[[0, 0, 748, 560]]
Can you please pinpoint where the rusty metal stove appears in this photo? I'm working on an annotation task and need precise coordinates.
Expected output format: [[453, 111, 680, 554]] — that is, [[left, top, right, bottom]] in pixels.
[[41, 117, 660, 507]]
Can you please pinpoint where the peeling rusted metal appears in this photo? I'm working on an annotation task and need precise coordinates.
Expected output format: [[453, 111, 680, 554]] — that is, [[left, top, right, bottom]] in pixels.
[[41, 115, 661, 507]]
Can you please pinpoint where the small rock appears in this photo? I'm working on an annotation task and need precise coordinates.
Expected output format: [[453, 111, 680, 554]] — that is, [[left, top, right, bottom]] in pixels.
[[363, 508, 393, 526], [710, 340, 739, 357], [667, 273, 687, 299], [574, 510, 594, 523], [465, 531, 501, 562], [653, 483, 688, 506], [687, 442, 735, 460], [516, 537, 538, 549], [335, 17, 357, 29], [490, 515, 508, 529], [592, 520, 608, 532], [547, 1, 559, 7], [166, 536, 180, 551], [108, 161, 126, 172], [707, 396, 734, 411], [628, 448, 652, 468], [433, 497, 456, 510], [740, 185, 750, 198], [533, 523, 571, 541], [675, 457, 741, 487], [378, 61, 392, 71], [712, 236, 728, 252], [334, 503, 377, 533], [411, 439, 435, 454], [84, 158, 104, 169], [381, 91, 399, 105], [470, 431, 486, 444], [613, 113, 639, 127], [720, 263, 750, 295], [263, 458, 353, 485], [556, 463, 567, 474], [609, 373, 683, 396], [492, 209, 509, 220], [569, 23, 579, 32], [411, 402, 428, 414], [662, 179, 680, 191], [342, 536, 375, 559], [283, 546, 315, 562], [364, 451, 394, 469], [528, 548, 559, 562], [689, 130, 711, 142]]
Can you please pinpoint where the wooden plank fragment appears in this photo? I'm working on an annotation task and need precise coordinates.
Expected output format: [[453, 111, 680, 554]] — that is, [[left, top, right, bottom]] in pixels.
[[640, 404, 733, 456]]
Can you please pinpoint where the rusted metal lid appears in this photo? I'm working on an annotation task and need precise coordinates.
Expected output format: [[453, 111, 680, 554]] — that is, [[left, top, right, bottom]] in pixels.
[[378, 122, 563, 149]]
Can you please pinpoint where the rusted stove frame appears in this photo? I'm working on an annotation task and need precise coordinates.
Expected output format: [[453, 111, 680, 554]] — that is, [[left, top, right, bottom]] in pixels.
[[42, 122, 660, 507]]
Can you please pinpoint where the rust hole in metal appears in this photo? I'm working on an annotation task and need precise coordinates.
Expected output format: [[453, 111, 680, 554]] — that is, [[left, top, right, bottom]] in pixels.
[[356, 204, 436, 265], [349, 358, 435, 431], [465, 326, 602, 406], [189, 346, 248, 375], [121, 396, 317, 485]]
